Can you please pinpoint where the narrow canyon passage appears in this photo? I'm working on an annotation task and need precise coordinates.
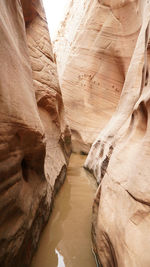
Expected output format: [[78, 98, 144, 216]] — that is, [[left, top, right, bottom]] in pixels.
[[1, 0, 150, 266], [31, 154, 97, 267]]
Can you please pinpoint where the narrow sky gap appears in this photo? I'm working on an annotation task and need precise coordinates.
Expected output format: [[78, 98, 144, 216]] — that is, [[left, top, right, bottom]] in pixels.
[[43, 0, 69, 40]]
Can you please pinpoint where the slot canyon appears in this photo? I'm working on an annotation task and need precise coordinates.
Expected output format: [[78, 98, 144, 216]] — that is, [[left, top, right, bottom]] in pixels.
[[0, 0, 150, 266]]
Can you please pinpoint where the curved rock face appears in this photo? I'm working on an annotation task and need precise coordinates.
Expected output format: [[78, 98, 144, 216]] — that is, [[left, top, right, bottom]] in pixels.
[[85, 0, 150, 266], [54, 0, 141, 153], [0, 1, 71, 266]]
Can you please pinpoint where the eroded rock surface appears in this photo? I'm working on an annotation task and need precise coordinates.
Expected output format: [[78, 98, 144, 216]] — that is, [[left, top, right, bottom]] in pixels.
[[54, 0, 141, 153], [85, 0, 150, 266], [0, 1, 71, 266]]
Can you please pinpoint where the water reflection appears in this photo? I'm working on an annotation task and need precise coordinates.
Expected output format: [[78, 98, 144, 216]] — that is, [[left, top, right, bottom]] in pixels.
[[31, 154, 97, 267], [55, 249, 65, 267]]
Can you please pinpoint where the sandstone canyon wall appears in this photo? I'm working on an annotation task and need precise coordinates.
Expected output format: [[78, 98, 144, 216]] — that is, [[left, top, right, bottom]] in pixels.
[[84, 0, 150, 266], [54, 0, 142, 153], [0, 1, 71, 266]]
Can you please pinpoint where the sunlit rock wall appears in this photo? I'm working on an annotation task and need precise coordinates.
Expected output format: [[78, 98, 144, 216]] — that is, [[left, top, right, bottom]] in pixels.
[[0, 1, 71, 266], [54, 0, 142, 153], [85, 0, 150, 265]]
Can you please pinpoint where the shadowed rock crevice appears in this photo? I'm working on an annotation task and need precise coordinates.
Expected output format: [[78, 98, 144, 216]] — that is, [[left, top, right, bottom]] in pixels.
[[21, 159, 29, 182]]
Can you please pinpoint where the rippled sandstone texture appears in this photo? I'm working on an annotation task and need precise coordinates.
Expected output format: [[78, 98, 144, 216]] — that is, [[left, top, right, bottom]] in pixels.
[[0, 1, 71, 266], [54, 0, 141, 153], [85, 0, 150, 266]]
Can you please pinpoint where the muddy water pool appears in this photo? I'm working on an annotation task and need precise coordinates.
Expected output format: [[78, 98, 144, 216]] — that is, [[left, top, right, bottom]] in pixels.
[[31, 153, 97, 267]]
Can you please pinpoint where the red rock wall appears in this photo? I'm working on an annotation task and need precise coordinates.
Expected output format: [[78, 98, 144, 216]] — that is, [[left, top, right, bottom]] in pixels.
[[0, 1, 71, 266], [85, 0, 150, 265], [54, 0, 142, 153]]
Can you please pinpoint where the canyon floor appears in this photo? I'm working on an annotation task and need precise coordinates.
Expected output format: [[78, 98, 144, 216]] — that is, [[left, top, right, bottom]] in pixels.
[[31, 153, 97, 267]]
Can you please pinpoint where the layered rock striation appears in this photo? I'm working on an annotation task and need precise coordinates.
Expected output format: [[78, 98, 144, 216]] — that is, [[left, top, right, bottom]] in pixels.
[[85, 0, 150, 266], [0, 1, 71, 266], [54, 0, 141, 153]]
